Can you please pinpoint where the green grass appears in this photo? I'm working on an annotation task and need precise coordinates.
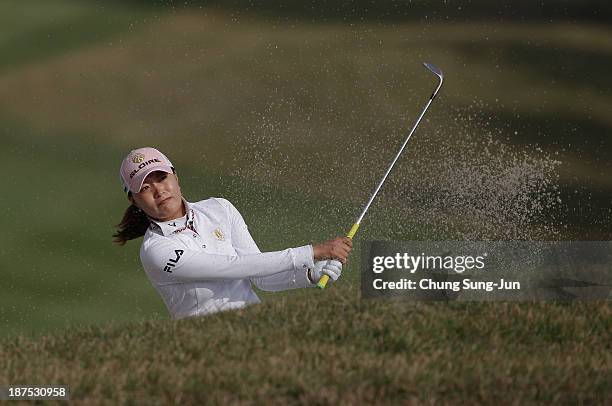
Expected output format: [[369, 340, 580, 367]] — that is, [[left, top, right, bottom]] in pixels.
[[0, 120, 166, 335], [1, 288, 609, 403], [0, 0, 155, 73], [1, 8, 610, 231]]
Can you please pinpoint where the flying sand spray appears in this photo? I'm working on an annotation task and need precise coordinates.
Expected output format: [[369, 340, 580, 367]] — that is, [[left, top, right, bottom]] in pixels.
[[318, 62, 444, 289]]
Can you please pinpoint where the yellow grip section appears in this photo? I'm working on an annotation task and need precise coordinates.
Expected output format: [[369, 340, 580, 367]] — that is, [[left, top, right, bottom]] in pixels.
[[316, 223, 360, 289], [316, 274, 331, 289], [347, 222, 360, 239]]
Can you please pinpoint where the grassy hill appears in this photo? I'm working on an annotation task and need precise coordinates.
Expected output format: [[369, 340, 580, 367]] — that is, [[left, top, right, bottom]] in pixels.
[[1, 286, 609, 403]]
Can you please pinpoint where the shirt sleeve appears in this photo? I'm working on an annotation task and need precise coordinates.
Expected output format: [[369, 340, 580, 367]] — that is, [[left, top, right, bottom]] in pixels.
[[219, 198, 317, 290], [141, 237, 314, 284], [221, 198, 262, 256]]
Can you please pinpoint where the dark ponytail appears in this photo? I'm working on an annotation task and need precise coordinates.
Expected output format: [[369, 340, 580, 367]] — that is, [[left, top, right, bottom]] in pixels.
[[113, 200, 150, 246]]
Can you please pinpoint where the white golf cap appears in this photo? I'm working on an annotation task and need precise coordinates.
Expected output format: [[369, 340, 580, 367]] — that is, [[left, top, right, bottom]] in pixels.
[[119, 147, 174, 194]]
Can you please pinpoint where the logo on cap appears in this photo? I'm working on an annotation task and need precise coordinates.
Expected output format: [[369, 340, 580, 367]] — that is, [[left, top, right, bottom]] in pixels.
[[132, 153, 145, 164]]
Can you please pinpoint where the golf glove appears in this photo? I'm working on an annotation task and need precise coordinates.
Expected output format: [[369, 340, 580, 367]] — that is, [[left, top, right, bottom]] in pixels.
[[308, 260, 342, 284]]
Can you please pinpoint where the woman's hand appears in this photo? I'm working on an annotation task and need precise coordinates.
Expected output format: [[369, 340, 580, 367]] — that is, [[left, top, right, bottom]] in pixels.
[[312, 237, 352, 264], [308, 260, 343, 284]]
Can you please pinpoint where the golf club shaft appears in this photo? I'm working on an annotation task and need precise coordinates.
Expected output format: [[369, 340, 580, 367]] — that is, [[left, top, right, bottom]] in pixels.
[[317, 64, 443, 289]]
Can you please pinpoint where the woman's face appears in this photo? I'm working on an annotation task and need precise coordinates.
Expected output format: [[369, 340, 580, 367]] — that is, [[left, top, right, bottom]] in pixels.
[[130, 170, 185, 221]]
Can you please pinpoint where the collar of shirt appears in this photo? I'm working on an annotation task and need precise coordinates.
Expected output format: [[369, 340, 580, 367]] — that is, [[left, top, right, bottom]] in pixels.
[[147, 197, 195, 237]]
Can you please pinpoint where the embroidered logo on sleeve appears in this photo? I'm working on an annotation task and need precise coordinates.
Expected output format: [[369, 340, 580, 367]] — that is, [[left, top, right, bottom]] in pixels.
[[164, 249, 184, 273], [213, 228, 225, 241]]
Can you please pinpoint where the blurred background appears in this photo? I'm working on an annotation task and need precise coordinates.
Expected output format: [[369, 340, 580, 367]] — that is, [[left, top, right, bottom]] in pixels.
[[1, 0, 610, 337]]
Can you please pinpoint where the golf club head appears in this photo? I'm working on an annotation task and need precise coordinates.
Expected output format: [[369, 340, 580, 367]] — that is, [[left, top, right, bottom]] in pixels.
[[423, 62, 443, 79], [423, 62, 443, 99]]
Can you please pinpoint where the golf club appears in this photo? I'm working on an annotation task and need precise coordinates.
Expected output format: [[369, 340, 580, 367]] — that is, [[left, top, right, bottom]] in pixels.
[[318, 62, 444, 289]]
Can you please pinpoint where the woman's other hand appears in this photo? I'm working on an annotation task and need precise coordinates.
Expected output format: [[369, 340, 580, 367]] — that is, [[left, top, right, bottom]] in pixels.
[[312, 237, 352, 264]]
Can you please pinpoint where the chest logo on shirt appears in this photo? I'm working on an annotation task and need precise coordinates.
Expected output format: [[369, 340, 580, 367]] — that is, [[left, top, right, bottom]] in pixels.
[[213, 228, 225, 241], [163, 249, 184, 273]]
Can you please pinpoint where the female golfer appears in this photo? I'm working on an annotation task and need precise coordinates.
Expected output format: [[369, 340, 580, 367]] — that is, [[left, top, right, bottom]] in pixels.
[[114, 147, 352, 319]]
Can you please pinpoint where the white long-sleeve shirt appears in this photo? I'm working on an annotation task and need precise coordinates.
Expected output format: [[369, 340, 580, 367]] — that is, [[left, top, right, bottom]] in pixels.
[[139, 197, 316, 319]]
